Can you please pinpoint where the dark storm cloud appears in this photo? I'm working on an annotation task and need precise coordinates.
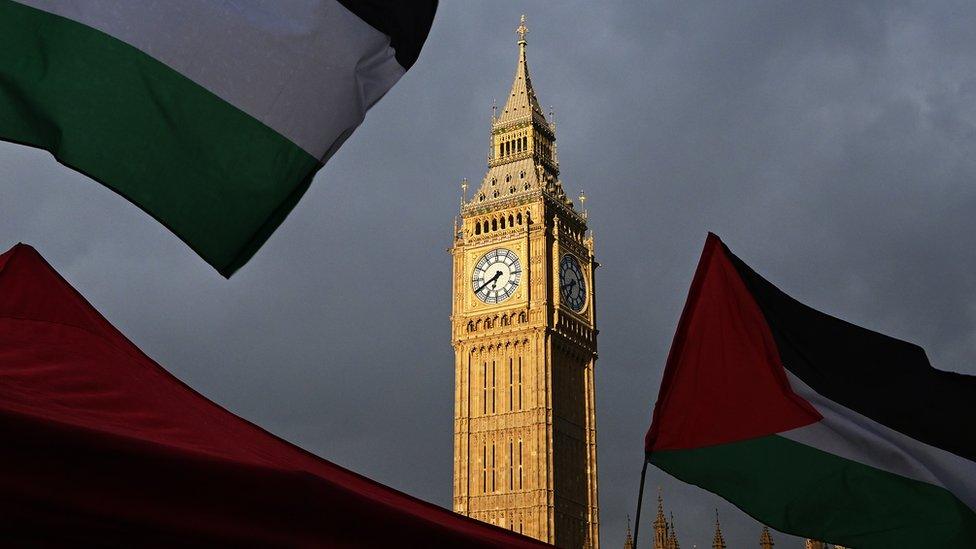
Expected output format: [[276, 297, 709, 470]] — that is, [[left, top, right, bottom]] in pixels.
[[2, 2, 975, 546]]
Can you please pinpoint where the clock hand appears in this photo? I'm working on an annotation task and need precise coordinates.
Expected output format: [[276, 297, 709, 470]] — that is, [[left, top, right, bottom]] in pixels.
[[561, 279, 577, 291], [489, 270, 503, 289], [475, 271, 503, 294]]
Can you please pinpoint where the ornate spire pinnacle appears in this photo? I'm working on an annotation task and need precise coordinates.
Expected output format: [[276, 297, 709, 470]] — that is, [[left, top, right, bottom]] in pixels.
[[654, 486, 667, 526], [466, 15, 569, 210], [496, 15, 546, 127], [652, 487, 668, 549], [667, 512, 680, 549], [623, 515, 634, 549], [760, 525, 774, 549], [712, 511, 726, 549]]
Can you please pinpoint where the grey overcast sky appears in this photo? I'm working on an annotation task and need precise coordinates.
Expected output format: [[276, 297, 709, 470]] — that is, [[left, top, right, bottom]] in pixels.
[[2, 1, 976, 547]]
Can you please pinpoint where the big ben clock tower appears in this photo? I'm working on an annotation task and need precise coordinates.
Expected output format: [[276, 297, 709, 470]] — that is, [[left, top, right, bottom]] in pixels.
[[451, 16, 599, 548]]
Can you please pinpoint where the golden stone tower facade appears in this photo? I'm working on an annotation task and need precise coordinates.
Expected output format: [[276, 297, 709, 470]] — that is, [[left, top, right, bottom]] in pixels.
[[451, 16, 599, 548]]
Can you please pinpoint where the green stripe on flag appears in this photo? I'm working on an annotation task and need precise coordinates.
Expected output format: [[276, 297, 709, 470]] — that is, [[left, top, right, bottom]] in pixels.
[[0, 0, 320, 276], [650, 435, 976, 548]]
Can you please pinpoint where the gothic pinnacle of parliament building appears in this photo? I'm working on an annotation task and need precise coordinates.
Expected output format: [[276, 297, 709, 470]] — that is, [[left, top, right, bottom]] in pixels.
[[712, 511, 727, 549], [451, 14, 599, 549], [650, 490, 795, 549]]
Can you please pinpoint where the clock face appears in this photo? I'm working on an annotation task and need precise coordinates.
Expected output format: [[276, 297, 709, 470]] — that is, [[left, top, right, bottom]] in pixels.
[[560, 254, 586, 312], [472, 248, 522, 304]]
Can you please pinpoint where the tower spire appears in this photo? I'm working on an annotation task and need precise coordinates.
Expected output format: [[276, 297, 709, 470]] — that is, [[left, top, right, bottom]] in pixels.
[[467, 14, 569, 210], [653, 487, 668, 549], [496, 15, 546, 127], [623, 515, 634, 549], [667, 512, 680, 549], [712, 511, 726, 549]]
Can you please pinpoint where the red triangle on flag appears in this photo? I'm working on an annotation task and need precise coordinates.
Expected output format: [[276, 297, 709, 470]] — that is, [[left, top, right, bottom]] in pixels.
[[645, 234, 821, 453]]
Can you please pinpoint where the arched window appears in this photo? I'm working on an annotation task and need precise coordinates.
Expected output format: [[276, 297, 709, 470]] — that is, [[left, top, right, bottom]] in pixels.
[[516, 213, 523, 225], [499, 143, 504, 157], [482, 362, 488, 415], [491, 360, 497, 413], [482, 220, 489, 233], [500, 217, 505, 229], [491, 442, 496, 492], [517, 356, 523, 410], [492, 219, 498, 231], [508, 214, 514, 226], [467, 321, 475, 332], [519, 170, 525, 179], [475, 223, 481, 235], [518, 438, 524, 489], [505, 174, 511, 183], [493, 190, 499, 198], [509, 438, 514, 490], [509, 358, 514, 412]]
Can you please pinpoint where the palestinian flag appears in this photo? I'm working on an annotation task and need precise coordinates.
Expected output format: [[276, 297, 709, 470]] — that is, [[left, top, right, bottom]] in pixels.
[[645, 234, 976, 548], [0, 0, 436, 276]]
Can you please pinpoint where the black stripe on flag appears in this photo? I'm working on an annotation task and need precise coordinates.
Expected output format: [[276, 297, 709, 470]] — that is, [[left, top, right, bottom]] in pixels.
[[724, 242, 976, 463], [336, 0, 438, 69]]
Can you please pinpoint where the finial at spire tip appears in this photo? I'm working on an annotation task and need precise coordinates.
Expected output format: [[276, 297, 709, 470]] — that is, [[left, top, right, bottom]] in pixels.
[[516, 14, 528, 43]]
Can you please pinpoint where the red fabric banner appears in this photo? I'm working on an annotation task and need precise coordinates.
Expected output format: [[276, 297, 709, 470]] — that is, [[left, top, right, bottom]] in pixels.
[[0, 243, 548, 547]]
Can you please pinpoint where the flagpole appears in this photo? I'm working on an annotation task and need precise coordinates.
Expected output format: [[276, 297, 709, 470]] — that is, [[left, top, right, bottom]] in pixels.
[[632, 458, 649, 548]]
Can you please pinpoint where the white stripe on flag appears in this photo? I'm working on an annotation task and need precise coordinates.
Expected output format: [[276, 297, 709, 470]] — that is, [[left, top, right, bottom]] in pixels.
[[781, 372, 976, 513], [18, 0, 404, 158]]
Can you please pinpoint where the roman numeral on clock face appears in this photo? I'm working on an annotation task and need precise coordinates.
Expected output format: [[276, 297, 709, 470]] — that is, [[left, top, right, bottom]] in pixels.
[[559, 254, 586, 312], [471, 248, 522, 304]]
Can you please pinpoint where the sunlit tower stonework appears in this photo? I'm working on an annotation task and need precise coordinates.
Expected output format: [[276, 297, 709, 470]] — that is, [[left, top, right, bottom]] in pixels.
[[450, 15, 600, 549]]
